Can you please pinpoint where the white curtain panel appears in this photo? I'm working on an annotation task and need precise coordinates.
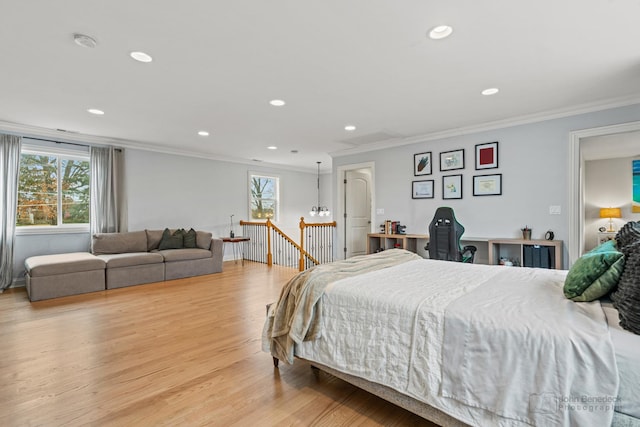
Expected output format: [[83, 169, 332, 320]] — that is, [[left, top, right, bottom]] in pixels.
[[0, 134, 22, 291], [90, 146, 126, 236]]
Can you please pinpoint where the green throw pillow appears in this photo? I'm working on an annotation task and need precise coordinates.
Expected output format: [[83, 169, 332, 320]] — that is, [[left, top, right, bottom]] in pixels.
[[563, 240, 625, 302], [183, 228, 197, 248], [158, 228, 184, 250]]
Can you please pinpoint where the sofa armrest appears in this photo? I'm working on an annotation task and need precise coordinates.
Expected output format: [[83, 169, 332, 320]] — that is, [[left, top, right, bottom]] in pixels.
[[210, 238, 224, 270]]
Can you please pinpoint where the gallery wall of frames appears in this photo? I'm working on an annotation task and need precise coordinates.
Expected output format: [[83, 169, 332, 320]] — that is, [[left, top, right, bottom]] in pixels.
[[412, 141, 502, 200]]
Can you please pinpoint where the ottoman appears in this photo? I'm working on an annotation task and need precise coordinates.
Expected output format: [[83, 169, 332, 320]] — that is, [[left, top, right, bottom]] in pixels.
[[24, 252, 106, 301]]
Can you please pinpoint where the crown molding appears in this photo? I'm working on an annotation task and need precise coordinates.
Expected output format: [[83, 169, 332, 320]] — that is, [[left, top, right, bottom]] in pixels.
[[329, 95, 640, 158], [0, 120, 317, 174]]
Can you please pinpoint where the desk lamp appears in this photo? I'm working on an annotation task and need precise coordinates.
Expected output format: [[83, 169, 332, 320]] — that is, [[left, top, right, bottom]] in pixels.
[[599, 207, 621, 232]]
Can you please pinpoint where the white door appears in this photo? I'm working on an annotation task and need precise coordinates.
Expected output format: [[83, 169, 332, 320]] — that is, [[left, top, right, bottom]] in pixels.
[[345, 170, 371, 258]]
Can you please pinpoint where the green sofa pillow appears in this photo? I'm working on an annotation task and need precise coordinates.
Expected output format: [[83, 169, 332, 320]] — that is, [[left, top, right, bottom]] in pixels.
[[158, 228, 184, 250], [564, 240, 625, 302], [183, 228, 197, 248]]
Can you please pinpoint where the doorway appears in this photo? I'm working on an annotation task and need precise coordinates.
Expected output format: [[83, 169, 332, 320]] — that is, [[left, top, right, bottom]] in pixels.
[[336, 162, 375, 260], [568, 120, 640, 265]]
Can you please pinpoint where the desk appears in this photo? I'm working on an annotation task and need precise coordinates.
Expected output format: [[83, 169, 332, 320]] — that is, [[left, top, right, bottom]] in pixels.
[[222, 236, 250, 265]]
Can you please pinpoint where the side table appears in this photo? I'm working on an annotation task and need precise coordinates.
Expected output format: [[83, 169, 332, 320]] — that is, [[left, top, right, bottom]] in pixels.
[[222, 236, 250, 265]]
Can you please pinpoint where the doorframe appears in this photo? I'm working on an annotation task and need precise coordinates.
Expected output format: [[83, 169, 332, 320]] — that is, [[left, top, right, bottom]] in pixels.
[[335, 161, 375, 260], [568, 120, 640, 265]]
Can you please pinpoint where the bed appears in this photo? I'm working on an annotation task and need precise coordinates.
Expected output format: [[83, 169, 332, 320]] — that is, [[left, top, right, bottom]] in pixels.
[[262, 249, 640, 427]]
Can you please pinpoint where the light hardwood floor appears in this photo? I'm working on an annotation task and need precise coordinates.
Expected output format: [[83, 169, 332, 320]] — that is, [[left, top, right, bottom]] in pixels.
[[0, 261, 439, 427]]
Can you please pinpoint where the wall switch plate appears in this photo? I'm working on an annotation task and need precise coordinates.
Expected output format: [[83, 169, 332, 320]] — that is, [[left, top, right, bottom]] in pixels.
[[549, 205, 561, 215], [376, 208, 384, 215]]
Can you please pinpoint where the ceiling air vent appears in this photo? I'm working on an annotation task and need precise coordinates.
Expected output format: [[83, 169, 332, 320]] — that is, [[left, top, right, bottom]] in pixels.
[[339, 131, 403, 147]]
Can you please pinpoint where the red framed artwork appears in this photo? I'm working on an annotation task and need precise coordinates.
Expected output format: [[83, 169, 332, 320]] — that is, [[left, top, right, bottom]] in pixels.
[[475, 141, 498, 170]]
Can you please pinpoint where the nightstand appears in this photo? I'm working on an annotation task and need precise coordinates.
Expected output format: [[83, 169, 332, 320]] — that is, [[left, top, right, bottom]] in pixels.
[[597, 231, 617, 245]]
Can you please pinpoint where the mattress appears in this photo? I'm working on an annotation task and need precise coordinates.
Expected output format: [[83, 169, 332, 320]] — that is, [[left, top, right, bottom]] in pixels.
[[602, 304, 640, 419], [294, 259, 619, 427]]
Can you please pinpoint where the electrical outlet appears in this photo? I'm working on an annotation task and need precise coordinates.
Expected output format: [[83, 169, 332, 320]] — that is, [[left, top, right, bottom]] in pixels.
[[549, 205, 561, 215], [376, 208, 384, 215]]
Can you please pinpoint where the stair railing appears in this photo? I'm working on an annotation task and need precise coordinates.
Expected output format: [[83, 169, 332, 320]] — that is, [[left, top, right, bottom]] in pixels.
[[240, 217, 336, 271]]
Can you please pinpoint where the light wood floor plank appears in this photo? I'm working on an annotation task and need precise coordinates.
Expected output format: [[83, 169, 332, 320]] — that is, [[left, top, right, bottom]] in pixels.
[[0, 261, 438, 426]]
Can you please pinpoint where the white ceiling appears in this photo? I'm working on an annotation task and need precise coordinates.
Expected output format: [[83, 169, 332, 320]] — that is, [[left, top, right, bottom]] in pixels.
[[2, 1, 640, 172]]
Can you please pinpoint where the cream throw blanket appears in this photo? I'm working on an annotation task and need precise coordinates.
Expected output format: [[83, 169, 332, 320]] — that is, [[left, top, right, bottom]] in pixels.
[[263, 249, 422, 364]]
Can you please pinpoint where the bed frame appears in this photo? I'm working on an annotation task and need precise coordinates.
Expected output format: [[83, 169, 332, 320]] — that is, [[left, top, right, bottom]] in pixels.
[[274, 356, 469, 426], [274, 356, 640, 427]]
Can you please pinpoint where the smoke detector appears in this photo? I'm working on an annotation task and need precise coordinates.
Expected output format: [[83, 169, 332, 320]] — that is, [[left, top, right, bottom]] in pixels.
[[73, 33, 97, 48]]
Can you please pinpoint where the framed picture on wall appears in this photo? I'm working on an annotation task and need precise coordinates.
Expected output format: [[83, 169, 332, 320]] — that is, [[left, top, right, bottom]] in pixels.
[[440, 149, 465, 171], [413, 152, 432, 176], [412, 180, 434, 199], [442, 174, 463, 199], [475, 141, 499, 169], [473, 173, 502, 196]]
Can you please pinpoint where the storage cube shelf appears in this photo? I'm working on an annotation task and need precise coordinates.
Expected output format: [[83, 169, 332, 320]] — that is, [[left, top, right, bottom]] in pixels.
[[487, 239, 563, 269], [367, 233, 428, 254]]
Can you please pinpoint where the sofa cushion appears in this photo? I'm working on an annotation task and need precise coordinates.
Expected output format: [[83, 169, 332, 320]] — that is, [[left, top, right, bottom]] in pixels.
[[159, 248, 212, 262], [196, 231, 213, 249], [145, 229, 164, 251], [96, 252, 164, 268], [25, 252, 105, 277], [184, 228, 197, 248], [158, 228, 184, 250], [93, 231, 147, 255]]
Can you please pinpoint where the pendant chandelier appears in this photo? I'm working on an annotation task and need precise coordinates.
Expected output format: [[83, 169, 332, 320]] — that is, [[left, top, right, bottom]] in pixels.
[[309, 161, 330, 217]]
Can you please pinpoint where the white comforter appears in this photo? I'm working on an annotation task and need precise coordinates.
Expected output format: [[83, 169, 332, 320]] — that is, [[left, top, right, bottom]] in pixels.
[[294, 259, 618, 427]]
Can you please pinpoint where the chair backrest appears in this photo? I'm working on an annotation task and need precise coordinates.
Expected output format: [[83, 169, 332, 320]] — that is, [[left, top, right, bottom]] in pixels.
[[428, 207, 465, 261]]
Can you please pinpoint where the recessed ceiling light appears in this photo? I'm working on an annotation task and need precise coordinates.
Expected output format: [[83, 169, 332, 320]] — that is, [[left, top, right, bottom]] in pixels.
[[344, 125, 356, 131], [87, 108, 104, 115], [481, 88, 500, 96], [269, 99, 286, 107], [130, 51, 153, 63], [198, 131, 209, 136], [267, 146, 278, 150], [429, 25, 453, 40], [73, 33, 97, 48]]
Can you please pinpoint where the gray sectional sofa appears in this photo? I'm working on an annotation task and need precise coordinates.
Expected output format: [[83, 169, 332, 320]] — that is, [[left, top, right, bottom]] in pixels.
[[24, 229, 223, 301]]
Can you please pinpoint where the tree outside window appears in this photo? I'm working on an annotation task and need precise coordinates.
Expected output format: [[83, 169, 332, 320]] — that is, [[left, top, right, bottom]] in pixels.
[[250, 174, 278, 221], [17, 152, 90, 227]]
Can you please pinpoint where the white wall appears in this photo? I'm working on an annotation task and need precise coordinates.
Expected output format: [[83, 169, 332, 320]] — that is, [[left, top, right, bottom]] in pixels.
[[11, 149, 332, 283], [125, 149, 320, 236], [584, 156, 640, 251], [331, 103, 640, 268]]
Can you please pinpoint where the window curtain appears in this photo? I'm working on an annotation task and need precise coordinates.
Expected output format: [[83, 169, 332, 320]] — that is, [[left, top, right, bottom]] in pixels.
[[0, 134, 22, 291], [90, 146, 126, 235]]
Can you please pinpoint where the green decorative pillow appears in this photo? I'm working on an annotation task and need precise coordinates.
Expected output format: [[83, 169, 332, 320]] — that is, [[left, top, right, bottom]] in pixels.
[[563, 240, 625, 302], [183, 228, 197, 248], [158, 228, 184, 250]]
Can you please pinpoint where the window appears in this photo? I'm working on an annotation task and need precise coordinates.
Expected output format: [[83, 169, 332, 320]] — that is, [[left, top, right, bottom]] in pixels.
[[249, 173, 279, 221], [17, 147, 90, 229]]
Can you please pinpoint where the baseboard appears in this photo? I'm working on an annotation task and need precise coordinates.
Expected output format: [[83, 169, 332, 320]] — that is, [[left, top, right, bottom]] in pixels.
[[11, 277, 26, 288]]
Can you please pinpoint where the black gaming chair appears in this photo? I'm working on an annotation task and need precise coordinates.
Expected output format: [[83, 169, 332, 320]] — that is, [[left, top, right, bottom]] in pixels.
[[425, 207, 477, 263]]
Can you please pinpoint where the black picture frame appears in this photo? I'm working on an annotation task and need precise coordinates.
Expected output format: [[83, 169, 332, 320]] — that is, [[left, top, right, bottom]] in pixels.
[[473, 173, 502, 196], [475, 141, 499, 170], [439, 149, 465, 171], [442, 174, 463, 199], [412, 180, 434, 199], [413, 152, 432, 176]]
